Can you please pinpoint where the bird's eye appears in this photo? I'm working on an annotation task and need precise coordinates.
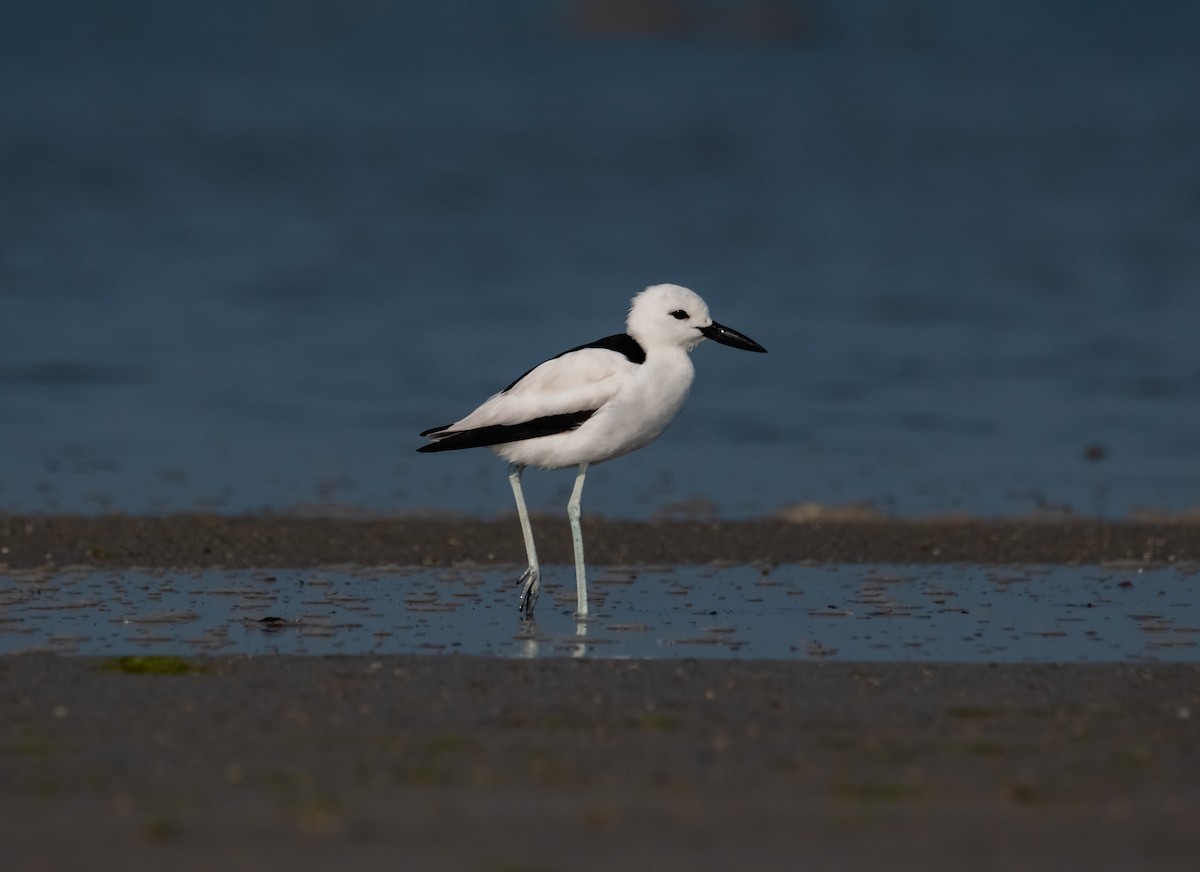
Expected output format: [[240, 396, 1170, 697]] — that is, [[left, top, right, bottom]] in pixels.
[[670, 310, 688, 320]]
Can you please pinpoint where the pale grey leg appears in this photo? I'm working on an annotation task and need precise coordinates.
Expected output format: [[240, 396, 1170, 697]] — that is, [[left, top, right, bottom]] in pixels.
[[567, 462, 589, 617], [508, 463, 540, 616]]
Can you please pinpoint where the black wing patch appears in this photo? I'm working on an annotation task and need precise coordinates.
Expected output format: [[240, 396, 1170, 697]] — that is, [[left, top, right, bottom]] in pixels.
[[501, 333, 645, 393], [417, 410, 596, 453], [577, 333, 647, 364]]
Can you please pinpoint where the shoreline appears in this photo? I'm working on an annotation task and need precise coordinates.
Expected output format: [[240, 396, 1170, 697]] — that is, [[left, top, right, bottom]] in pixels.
[[3, 513, 1200, 570], [5, 522, 1200, 869]]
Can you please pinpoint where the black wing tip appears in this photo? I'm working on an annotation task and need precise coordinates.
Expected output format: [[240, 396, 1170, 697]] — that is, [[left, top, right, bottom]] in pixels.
[[418, 424, 455, 452], [417, 429, 493, 453], [418, 424, 456, 452]]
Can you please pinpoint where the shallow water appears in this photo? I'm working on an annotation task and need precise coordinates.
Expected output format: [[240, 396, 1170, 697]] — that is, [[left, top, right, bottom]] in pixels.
[[3, 563, 1198, 662], [2, 3, 1200, 520]]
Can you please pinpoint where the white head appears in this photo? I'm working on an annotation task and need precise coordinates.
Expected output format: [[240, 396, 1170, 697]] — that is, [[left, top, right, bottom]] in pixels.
[[625, 284, 768, 355], [626, 284, 711, 351]]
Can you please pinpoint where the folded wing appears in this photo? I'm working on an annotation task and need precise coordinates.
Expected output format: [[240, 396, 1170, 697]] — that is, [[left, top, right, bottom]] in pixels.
[[418, 346, 634, 452]]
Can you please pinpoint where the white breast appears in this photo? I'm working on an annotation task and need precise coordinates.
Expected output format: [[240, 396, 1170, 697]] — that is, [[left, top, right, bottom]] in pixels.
[[494, 350, 696, 469]]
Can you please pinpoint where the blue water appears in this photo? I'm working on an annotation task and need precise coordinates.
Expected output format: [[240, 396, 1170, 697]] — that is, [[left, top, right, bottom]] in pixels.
[[3, 563, 1198, 661], [2, 2, 1199, 519]]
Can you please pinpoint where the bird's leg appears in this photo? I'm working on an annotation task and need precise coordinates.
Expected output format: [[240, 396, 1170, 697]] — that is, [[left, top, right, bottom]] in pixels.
[[508, 463, 540, 616], [567, 462, 589, 618]]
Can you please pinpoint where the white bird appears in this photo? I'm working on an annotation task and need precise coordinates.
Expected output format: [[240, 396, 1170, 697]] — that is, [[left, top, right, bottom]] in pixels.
[[418, 283, 766, 617]]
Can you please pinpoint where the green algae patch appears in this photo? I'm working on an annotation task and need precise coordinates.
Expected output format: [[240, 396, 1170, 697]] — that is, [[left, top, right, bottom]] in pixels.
[[2, 725, 71, 759], [141, 814, 183, 843], [630, 712, 680, 731], [103, 656, 207, 676], [420, 733, 485, 756], [829, 779, 928, 805]]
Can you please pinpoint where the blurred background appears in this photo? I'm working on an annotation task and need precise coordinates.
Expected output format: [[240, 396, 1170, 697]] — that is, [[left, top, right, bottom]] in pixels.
[[1, 0, 1198, 520]]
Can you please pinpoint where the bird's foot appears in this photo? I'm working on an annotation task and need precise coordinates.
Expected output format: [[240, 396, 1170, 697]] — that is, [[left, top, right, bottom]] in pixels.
[[517, 566, 540, 617]]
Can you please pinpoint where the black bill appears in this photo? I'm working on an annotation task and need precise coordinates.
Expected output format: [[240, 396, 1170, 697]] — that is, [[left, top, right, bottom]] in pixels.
[[699, 321, 768, 353]]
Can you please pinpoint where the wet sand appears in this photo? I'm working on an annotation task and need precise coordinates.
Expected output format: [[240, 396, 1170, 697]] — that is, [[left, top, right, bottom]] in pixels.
[[3, 513, 1200, 569], [3, 656, 1199, 871], [3, 514, 1200, 869]]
